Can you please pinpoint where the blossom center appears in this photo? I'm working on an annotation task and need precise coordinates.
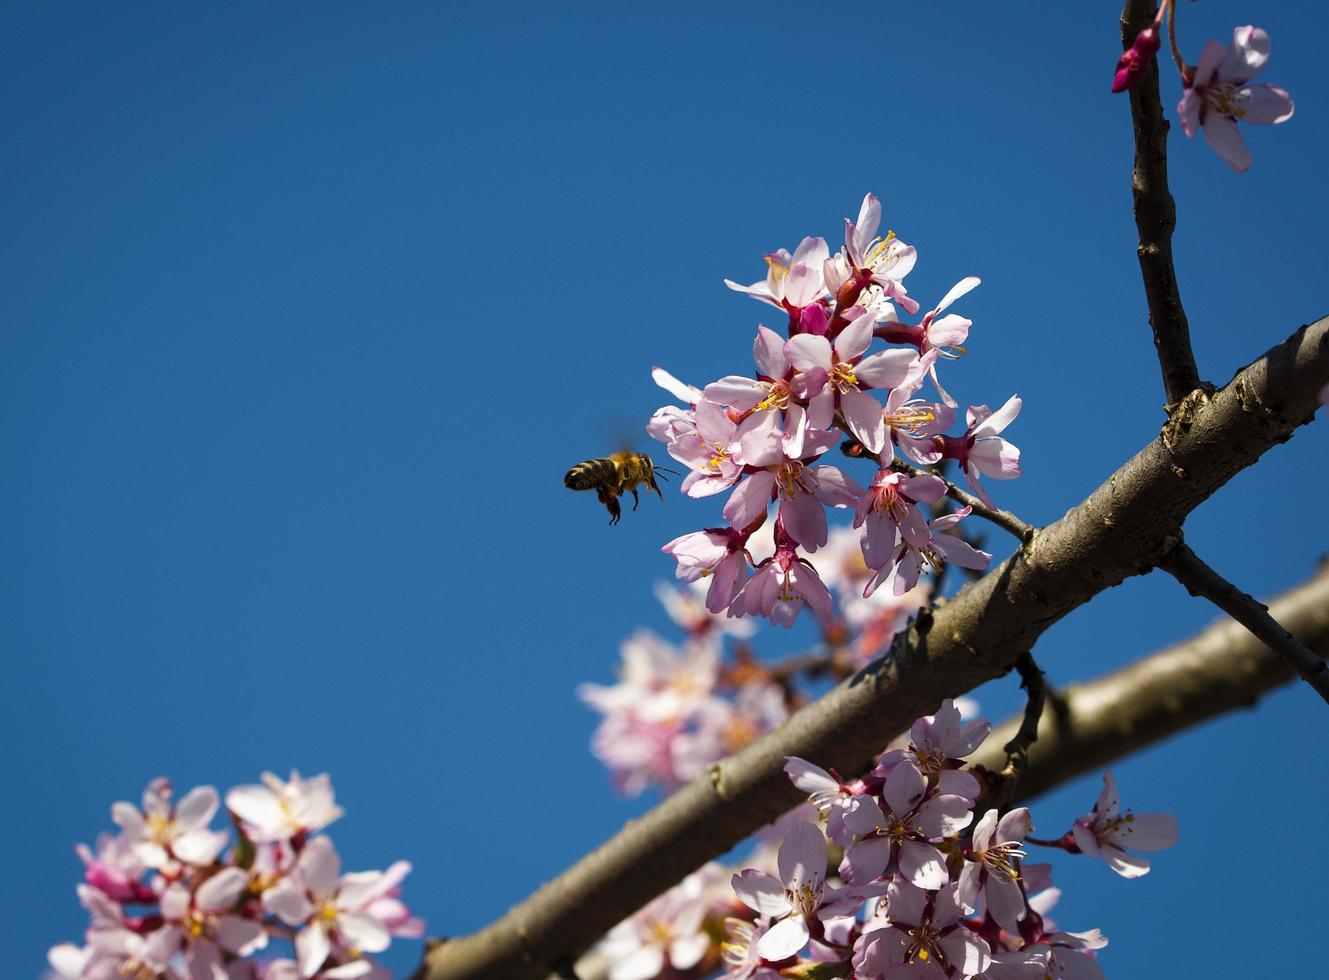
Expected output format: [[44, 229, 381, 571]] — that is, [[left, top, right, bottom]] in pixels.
[[830, 362, 859, 394], [787, 882, 820, 918], [775, 461, 805, 498], [706, 441, 731, 473], [147, 813, 177, 845], [1206, 83, 1246, 119], [905, 924, 944, 966], [863, 231, 901, 274], [980, 841, 1027, 881], [757, 381, 791, 412], [886, 403, 936, 437]]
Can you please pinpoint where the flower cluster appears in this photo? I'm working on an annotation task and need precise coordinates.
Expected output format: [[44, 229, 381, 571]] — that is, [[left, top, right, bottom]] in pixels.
[[652, 194, 1020, 630], [581, 547, 931, 797], [47, 772, 422, 980], [1111, 2, 1293, 172], [595, 701, 1178, 980]]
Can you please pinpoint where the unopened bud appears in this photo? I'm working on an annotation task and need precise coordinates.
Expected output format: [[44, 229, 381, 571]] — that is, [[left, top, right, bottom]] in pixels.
[[1111, 25, 1161, 93]]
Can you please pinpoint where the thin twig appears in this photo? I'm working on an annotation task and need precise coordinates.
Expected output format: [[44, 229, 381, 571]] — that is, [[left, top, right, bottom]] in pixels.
[[1122, 0, 1203, 411], [888, 457, 1035, 544], [970, 561, 1329, 801], [1158, 542, 1329, 705], [1000, 653, 1047, 777]]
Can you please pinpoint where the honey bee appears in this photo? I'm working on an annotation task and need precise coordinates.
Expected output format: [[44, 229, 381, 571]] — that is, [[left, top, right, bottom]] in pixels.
[[564, 452, 678, 524]]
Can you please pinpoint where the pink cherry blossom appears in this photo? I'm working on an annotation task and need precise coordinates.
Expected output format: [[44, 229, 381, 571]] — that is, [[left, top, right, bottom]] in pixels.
[[730, 821, 881, 961], [226, 771, 343, 845], [76, 832, 155, 905], [600, 866, 720, 980], [784, 311, 919, 454], [863, 506, 992, 598], [653, 580, 755, 640], [673, 682, 788, 780], [834, 194, 920, 315], [111, 778, 228, 872], [854, 470, 947, 573], [935, 396, 1023, 508], [837, 758, 973, 888], [152, 869, 270, 977], [704, 325, 797, 415], [662, 527, 751, 615], [729, 518, 837, 627], [852, 880, 991, 980], [1072, 772, 1178, 878], [263, 837, 404, 978], [1178, 26, 1294, 173], [665, 398, 750, 498], [724, 237, 830, 316], [876, 277, 981, 407], [718, 917, 783, 980], [957, 808, 1032, 933]]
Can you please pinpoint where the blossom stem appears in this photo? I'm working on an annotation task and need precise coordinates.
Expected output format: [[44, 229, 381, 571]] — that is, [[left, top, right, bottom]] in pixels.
[[1164, 0, 1186, 77]]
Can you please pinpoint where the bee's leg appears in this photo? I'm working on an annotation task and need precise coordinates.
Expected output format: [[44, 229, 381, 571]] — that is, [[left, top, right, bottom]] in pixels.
[[648, 475, 664, 501], [630, 487, 640, 511], [599, 488, 621, 525]]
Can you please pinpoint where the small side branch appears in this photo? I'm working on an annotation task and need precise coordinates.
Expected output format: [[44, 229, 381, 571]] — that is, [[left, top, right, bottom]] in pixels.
[[1122, 0, 1203, 410], [888, 458, 1035, 543], [1159, 543, 1329, 705]]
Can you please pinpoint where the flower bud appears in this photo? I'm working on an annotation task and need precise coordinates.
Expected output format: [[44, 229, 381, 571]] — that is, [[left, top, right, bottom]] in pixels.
[[1111, 25, 1161, 93]]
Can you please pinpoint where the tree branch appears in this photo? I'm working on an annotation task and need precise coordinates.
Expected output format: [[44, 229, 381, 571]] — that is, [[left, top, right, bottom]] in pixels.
[[565, 563, 1329, 980], [1122, 0, 1203, 410], [1157, 542, 1329, 705], [417, 316, 1328, 980], [972, 561, 1329, 800]]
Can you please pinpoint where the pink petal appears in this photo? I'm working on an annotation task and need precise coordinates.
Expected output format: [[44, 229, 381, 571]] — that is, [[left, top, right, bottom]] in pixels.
[[779, 490, 827, 552], [703, 376, 766, 410], [854, 348, 918, 390], [840, 387, 887, 455], [298, 836, 341, 896], [296, 921, 331, 978], [173, 786, 220, 831], [883, 758, 926, 814], [1116, 812, 1178, 851], [1222, 25, 1270, 84], [1191, 38, 1227, 89], [753, 325, 789, 379], [1203, 112, 1252, 172], [899, 840, 948, 889], [840, 837, 893, 885], [834, 311, 875, 362], [986, 874, 1027, 934], [196, 868, 249, 912], [336, 911, 392, 954], [1235, 84, 1294, 125], [1102, 845, 1152, 878], [785, 334, 833, 373], [731, 869, 793, 917], [756, 916, 810, 961], [777, 821, 827, 891], [1178, 90, 1202, 138], [723, 472, 775, 531]]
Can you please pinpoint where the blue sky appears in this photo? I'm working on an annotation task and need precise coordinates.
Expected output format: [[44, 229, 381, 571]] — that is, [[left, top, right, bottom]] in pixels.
[[4, 2, 1326, 976]]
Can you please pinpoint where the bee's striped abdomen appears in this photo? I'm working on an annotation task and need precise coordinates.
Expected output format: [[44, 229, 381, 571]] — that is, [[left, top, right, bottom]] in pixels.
[[564, 457, 618, 491]]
